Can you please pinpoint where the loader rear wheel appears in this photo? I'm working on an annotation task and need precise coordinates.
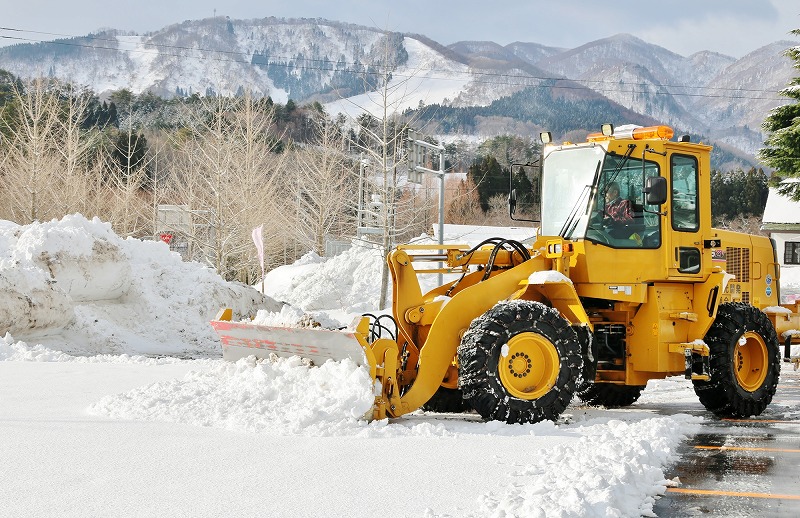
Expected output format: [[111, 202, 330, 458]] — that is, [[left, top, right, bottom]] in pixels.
[[576, 382, 645, 408], [693, 303, 780, 418], [421, 387, 471, 413], [457, 300, 581, 424]]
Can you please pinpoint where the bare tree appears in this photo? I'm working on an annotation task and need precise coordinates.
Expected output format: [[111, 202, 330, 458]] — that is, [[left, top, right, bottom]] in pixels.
[[0, 78, 115, 225], [340, 33, 436, 308], [287, 114, 358, 256], [715, 214, 768, 236], [169, 91, 288, 282], [54, 85, 103, 217], [444, 176, 483, 225], [0, 78, 62, 223]]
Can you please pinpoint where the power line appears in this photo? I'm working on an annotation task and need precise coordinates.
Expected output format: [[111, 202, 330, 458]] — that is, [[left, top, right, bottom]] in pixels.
[[0, 26, 790, 102]]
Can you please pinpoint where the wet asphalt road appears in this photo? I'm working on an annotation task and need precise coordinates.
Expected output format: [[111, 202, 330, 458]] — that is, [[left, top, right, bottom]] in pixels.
[[652, 363, 800, 517]]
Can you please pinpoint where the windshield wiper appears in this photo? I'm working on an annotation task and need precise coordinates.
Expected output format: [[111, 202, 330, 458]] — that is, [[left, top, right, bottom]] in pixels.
[[560, 184, 593, 239], [598, 144, 636, 203], [558, 160, 601, 238]]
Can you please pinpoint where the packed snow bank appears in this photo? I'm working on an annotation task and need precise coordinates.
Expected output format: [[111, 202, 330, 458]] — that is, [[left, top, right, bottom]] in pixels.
[[89, 355, 377, 435], [0, 334, 205, 365], [478, 415, 700, 517], [0, 215, 278, 356]]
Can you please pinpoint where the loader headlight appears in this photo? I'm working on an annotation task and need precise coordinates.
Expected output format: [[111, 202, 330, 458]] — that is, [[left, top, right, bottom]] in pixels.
[[544, 239, 573, 259]]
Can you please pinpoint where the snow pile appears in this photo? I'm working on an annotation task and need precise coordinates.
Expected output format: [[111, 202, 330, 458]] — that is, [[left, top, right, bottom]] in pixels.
[[264, 244, 384, 314], [89, 355, 376, 436], [478, 415, 701, 517], [0, 215, 276, 356], [0, 334, 200, 366], [262, 235, 509, 321], [1, 334, 78, 362]]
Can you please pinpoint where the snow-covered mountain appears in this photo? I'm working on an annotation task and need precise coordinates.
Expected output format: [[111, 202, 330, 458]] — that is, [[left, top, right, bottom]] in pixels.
[[0, 17, 795, 156], [520, 34, 794, 154]]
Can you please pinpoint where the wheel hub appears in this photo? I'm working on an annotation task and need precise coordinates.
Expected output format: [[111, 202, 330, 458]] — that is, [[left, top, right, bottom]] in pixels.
[[733, 332, 768, 392], [508, 352, 532, 377], [499, 332, 560, 400]]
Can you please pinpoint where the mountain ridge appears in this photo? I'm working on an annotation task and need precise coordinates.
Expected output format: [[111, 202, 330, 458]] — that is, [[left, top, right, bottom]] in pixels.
[[0, 16, 794, 160]]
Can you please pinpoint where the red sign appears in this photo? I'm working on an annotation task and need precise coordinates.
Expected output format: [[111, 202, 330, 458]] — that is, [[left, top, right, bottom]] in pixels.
[[159, 233, 173, 245]]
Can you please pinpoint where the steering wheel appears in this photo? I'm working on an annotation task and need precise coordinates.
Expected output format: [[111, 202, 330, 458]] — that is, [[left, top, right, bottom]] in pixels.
[[586, 227, 611, 245], [644, 212, 659, 227]]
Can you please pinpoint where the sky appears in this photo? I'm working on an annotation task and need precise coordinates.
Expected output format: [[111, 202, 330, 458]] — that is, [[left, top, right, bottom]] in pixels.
[[0, 0, 798, 58]]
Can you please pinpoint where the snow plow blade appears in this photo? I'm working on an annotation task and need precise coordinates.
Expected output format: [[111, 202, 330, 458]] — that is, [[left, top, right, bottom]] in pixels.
[[211, 308, 372, 367]]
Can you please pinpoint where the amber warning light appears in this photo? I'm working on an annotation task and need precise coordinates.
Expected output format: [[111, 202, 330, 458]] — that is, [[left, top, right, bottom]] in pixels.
[[588, 125, 674, 142]]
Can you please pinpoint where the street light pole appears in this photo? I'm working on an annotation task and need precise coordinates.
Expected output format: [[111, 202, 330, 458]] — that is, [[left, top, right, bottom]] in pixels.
[[407, 129, 446, 284]]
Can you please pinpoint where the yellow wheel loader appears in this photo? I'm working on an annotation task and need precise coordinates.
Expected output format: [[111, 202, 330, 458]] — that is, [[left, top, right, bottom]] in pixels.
[[212, 124, 800, 424]]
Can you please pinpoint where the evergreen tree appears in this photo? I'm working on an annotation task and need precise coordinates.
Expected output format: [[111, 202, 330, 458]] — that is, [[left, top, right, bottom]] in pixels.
[[512, 166, 537, 215], [759, 28, 800, 200], [710, 168, 769, 224], [0, 69, 21, 107], [106, 102, 118, 127], [468, 155, 506, 212], [110, 130, 149, 184]]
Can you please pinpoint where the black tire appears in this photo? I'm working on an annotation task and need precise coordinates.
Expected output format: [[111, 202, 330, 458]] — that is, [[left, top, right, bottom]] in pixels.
[[576, 382, 645, 408], [693, 303, 781, 418], [457, 300, 582, 424], [421, 387, 471, 413]]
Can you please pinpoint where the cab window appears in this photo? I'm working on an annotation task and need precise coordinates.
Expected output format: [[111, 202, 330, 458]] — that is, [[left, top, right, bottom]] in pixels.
[[587, 154, 661, 249], [671, 155, 699, 232]]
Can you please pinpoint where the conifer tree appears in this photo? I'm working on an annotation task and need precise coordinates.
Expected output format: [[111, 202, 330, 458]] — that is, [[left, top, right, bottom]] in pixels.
[[759, 28, 800, 199], [468, 155, 506, 212]]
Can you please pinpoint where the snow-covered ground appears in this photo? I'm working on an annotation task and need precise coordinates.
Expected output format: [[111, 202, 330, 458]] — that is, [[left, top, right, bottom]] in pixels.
[[2, 215, 799, 517]]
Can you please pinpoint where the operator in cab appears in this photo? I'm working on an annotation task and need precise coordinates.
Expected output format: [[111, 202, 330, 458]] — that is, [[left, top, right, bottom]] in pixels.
[[602, 181, 635, 238]]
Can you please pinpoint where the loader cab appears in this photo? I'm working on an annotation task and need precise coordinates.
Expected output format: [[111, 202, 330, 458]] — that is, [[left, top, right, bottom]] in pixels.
[[539, 132, 664, 250], [537, 124, 714, 284]]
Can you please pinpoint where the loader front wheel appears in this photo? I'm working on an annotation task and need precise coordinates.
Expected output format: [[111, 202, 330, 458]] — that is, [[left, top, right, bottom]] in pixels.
[[457, 300, 581, 424], [693, 303, 780, 418]]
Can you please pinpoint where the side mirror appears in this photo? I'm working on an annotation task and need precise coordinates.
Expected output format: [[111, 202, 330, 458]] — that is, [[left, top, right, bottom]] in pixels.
[[508, 189, 517, 216], [643, 176, 667, 205]]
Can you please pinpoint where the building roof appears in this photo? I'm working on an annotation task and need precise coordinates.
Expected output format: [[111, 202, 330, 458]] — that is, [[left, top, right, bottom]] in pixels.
[[762, 179, 800, 225]]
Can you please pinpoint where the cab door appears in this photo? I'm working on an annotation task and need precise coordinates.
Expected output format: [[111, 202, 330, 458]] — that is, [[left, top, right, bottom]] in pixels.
[[668, 153, 703, 278]]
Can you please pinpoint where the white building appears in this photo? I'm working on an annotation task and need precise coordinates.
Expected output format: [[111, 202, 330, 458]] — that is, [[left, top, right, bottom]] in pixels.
[[762, 178, 800, 267]]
